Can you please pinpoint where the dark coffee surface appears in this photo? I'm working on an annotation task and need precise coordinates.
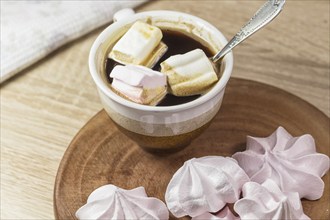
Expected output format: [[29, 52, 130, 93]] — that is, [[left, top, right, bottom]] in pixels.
[[105, 30, 214, 106], [152, 30, 213, 70]]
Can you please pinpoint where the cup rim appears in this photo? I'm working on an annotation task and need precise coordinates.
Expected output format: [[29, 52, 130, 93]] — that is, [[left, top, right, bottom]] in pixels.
[[89, 10, 233, 112]]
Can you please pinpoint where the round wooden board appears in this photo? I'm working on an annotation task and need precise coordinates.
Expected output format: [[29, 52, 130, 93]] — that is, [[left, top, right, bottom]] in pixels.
[[54, 78, 329, 219]]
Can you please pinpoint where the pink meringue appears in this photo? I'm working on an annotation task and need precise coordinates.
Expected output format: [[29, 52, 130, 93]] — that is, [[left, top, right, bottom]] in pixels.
[[165, 156, 250, 218], [232, 126, 330, 200], [110, 64, 167, 105], [234, 179, 311, 220], [75, 184, 169, 220], [192, 206, 240, 220]]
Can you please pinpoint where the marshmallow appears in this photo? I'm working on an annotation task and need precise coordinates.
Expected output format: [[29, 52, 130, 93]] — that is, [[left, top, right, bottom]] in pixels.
[[234, 179, 311, 220], [75, 184, 169, 220], [165, 156, 250, 218], [144, 41, 168, 68], [160, 49, 218, 96], [109, 21, 165, 67], [110, 65, 167, 105], [232, 126, 330, 200], [192, 207, 240, 220]]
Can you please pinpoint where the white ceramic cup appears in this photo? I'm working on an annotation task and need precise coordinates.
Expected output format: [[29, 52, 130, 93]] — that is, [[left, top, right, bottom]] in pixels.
[[89, 9, 233, 153]]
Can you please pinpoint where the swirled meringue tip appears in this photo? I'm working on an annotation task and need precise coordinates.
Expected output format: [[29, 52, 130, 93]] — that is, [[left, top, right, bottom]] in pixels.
[[75, 184, 169, 220], [234, 179, 311, 220], [192, 206, 240, 220], [232, 126, 330, 200], [165, 156, 250, 218]]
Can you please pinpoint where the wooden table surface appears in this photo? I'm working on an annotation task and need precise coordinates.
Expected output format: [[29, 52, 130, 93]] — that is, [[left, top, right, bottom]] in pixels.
[[1, 0, 329, 219]]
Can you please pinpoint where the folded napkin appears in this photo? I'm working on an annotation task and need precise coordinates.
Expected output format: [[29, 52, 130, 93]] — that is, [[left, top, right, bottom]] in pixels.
[[0, 0, 146, 83]]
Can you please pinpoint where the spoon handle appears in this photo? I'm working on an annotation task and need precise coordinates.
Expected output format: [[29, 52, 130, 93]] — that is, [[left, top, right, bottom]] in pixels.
[[212, 0, 286, 63]]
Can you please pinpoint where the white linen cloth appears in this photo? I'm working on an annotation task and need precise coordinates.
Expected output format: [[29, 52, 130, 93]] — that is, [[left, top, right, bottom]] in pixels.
[[0, 0, 146, 83]]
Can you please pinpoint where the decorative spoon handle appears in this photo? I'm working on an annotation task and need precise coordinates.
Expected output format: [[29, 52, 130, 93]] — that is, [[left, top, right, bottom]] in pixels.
[[211, 0, 286, 63]]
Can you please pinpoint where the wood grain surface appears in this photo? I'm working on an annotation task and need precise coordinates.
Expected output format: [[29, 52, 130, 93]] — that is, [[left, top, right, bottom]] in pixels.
[[1, 0, 329, 219], [54, 78, 330, 220]]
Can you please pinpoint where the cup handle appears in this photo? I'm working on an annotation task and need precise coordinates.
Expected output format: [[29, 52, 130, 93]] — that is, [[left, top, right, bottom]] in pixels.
[[113, 8, 135, 22]]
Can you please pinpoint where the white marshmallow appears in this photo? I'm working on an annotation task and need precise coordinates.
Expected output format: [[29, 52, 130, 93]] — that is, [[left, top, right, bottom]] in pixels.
[[109, 21, 163, 66], [110, 65, 167, 105], [144, 41, 168, 68], [161, 49, 218, 96]]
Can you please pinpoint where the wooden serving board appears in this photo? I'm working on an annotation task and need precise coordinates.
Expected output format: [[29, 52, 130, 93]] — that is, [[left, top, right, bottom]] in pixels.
[[54, 78, 329, 219]]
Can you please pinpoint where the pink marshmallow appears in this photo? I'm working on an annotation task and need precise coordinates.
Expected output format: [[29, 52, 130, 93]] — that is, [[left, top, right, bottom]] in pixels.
[[110, 65, 167, 105]]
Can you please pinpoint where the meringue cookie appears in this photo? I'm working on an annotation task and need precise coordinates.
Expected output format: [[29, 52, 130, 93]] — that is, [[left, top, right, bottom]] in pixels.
[[234, 179, 311, 220], [160, 49, 218, 96], [109, 21, 165, 66], [75, 184, 169, 220], [165, 156, 250, 218], [110, 64, 167, 105], [232, 126, 330, 200], [192, 206, 240, 220]]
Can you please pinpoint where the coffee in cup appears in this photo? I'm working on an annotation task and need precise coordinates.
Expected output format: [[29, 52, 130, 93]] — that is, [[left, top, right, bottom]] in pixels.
[[89, 9, 233, 153]]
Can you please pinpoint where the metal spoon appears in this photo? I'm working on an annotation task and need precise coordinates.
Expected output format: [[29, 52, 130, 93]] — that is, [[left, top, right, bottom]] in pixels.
[[211, 0, 286, 65]]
